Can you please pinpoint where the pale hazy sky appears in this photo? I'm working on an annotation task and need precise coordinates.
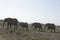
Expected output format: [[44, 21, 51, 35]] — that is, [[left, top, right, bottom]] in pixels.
[[0, 0, 60, 25]]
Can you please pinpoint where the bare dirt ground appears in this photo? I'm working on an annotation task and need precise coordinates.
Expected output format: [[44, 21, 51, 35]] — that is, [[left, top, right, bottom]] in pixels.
[[0, 25, 60, 40]]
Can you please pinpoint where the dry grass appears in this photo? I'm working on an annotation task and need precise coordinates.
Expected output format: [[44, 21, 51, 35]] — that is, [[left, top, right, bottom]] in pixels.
[[0, 24, 60, 40]]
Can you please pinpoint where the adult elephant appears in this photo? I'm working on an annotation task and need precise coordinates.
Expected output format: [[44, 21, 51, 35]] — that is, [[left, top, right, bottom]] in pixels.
[[32, 22, 42, 31], [44, 23, 56, 32], [3, 18, 11, 29], [19, 22, 28, 30], [3, 18, 18, 30]]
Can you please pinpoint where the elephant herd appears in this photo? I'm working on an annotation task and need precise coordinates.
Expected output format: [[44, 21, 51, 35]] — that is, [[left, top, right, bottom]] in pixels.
[[3, 18, 56, 32]]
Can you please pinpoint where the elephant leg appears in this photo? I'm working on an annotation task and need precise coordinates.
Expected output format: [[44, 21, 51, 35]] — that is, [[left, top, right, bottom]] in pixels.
[[39, 28, 41, 32], [51, 29, 52, 32], [14, 25, 17, 30], [26, 26, 28, 31], [13, 25, 16, 32], [17, 25, 19, 29], [54, 28, 55, 32], [3, 22, 5, 28], [35, 26, 37, 31], [44, 26, 46, 30], [7, 23, 9, 30], [39, 28, 40, 31], [23, 27, 24, 30], [16, 25, 18, 30], [14, 25, 15, 30], [10, 24, 12, 29], [39, 27, 42, 31]]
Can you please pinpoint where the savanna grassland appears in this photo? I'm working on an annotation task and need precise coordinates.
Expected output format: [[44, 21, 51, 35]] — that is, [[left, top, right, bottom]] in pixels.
[[0, 21, 60, 40]]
